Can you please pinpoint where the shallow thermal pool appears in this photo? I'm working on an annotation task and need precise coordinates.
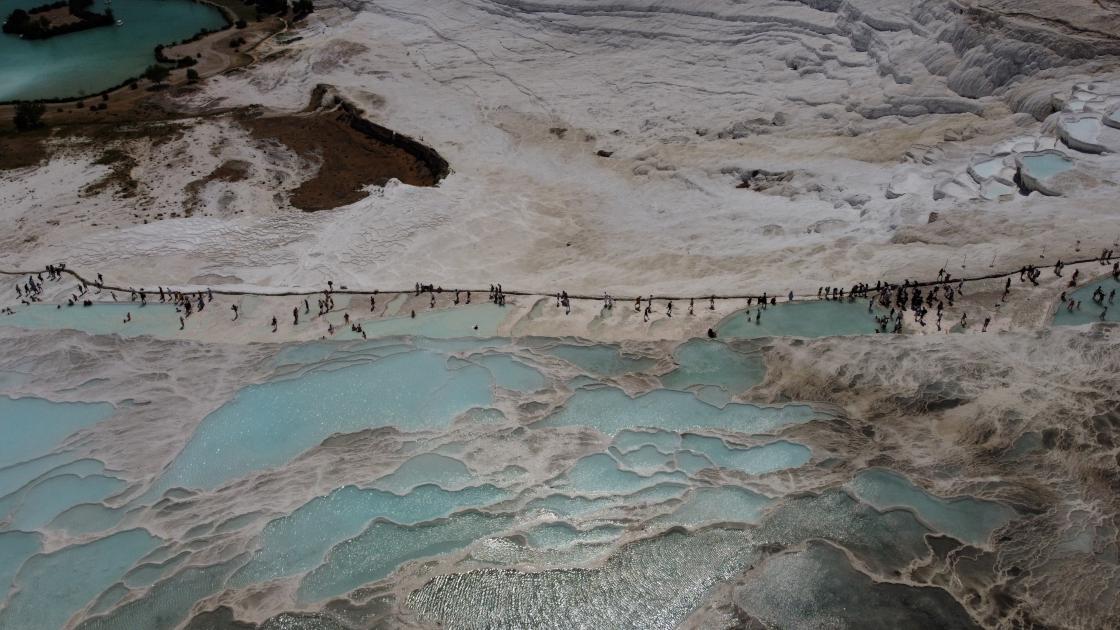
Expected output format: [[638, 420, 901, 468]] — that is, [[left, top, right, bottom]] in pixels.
[[716, 299, 881, 338], [0, 328, 1020, 629], [1053, 275, 1120, 325], [1019, 152, 1075, 181]]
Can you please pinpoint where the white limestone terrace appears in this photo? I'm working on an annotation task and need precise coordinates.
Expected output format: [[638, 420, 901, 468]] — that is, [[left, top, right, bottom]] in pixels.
[[929, 81, 1120, 201], [3, 0, 1120, 298]]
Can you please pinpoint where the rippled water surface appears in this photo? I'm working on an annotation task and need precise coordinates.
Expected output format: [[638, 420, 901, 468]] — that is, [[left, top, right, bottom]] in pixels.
[[0, 329, 1033, 630]]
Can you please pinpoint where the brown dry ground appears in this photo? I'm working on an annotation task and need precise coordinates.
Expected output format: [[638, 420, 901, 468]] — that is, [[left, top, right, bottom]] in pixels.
[[33, 6, 84, 28], [0, 130, 48, 170], [1, 107, 446, 214], [240, 110, 441, 211], [183, 158, 251, 215], [0, 14, 444, 214]]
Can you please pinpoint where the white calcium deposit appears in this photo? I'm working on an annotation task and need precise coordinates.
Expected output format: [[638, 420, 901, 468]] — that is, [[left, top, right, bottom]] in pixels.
[[4, 0, 1120, 296]]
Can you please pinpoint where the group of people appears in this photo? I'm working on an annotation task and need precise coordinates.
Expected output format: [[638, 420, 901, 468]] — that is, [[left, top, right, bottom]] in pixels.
[[7, 251, 1120, 338], [865, 276, 968, 333]]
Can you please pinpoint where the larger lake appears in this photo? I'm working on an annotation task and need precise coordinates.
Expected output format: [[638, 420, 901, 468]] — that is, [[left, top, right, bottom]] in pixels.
[[0, 0, 227, 102]]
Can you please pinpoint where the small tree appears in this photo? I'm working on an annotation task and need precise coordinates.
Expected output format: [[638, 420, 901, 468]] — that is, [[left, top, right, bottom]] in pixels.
[[186, 68, 200, 83], [143, 64, 171, 86], [293, 0, 314, 16], [13, 102, 46, 131]]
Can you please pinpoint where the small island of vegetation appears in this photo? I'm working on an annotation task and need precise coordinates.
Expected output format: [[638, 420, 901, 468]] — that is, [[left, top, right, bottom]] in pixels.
[[2, 0, 114, 40]]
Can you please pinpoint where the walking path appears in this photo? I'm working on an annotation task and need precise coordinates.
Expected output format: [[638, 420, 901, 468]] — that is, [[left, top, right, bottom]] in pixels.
[[1, 251, 1114, 303]]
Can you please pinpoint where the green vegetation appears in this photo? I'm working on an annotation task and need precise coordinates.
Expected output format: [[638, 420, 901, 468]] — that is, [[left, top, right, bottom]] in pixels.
[[154, 44, 198, 68], [2, 0, 113, 40], [187, 68, 200, 83], [205, 0, 257, 23], [13, 102, 46, 131], [143, 64, 171, 86]]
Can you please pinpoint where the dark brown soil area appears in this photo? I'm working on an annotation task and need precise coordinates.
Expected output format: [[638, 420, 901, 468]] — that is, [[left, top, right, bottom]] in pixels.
[[0, 130, 48, 170], [241, 110, 442, 211], [183, 159, 251, 215], [83, 148, 140, 198], [208, 159, 251, 182]]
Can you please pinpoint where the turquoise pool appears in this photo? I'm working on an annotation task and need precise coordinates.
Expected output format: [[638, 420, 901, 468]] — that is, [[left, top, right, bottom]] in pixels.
[[0, 0, 226, 102]]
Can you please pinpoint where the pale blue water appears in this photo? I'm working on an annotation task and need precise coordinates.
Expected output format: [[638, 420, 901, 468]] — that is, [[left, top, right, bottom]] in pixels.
[[679, 435, 812, 475], [0, 453, 97, 498], [0, 396, 114, 468], [525, 483, 690, 518], [0, 530, 41, 595], [609, 434, 810, 478], [846, 469, 1015, 546], [0, 458, 109, 527], [123, 551, 189, 588], [1020, 152, 1074, 180], [0, 303, 177, 337], [87, 583, 131, 616], [525, 522, 624, 549], [372, 453, 475, 493], [660, 339, 765, 393], [969, 156, 1005, 181], [613, 428, 681, 454], [1062, 117, 1101, 142], [49, 501, 126, 534], [470, 354, 546, 391], [611, 443, 673, 473], [1053, 276, 1120, 325], [76, 558, 242, 630], [537, 386, 815, 436], [231, 483, 507, 586], [0, 335, 1022, 626], [541, 343, 657, 375], [980, 178, 1017, 201], [0, 528, 160, 630], [298, 511, 515, 603], [4, 473, 127, 530], [154, 350, 495, 491], [674, 450, 712, 474], [0, 0, 227, 102], [563, 453, 688, 495], [717, 300, 880, 338], [656, 485, 772, 526]]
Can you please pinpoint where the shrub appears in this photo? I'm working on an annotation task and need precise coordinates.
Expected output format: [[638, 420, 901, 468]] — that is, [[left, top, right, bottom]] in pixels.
[[143, 64, 170, 85], [13, 102, 46, 131]]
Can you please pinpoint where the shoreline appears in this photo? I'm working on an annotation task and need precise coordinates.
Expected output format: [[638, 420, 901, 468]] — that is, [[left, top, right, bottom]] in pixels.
[[0, 0, 280, 107]]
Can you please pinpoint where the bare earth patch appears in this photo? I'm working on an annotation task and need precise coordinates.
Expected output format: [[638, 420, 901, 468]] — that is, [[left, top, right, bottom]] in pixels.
[[240, 109, 442, 211], [183, 158, 251, 215], [0, 131, 47, 171]]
